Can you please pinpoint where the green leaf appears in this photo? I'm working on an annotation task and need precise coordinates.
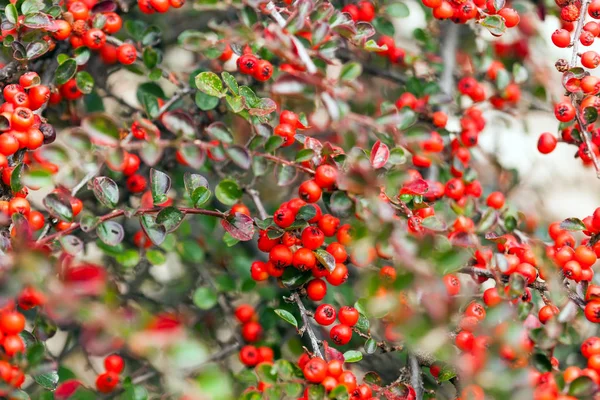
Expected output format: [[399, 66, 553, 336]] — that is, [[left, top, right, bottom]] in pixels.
[[195, 71, 225, 97], [568, 376, 597, 396], [55, 59, 77, 85], [560, 217, 586, 231], [23, 12, 52, 29], [5, 4, 18, 24], [146, 249, 166, 265], [33, 370, 59, 390], [274, 309, 298, 328], [193, 287, 218, 310], [225, 146, 251, 169], [10, 162, 23, 193], [75, 71, 94, 94], [215, 179, 242, 206], [584, 107, 598, 124], [387, 3, 410, 17], [295, 149, 315, 162], [143, 47, 159, 69], [205, 122, 233, 143], [140, 214, 166, 245], [122, 383, 149, 400], [296, 205, 317, 221], [532, 353, 552, 373], [364, 338, 377, 354], [343, 350, 362, 363], [421, 216, 447, 231], [192, 187, 211, 208], [481, 15, 506, 36], [221, 71, 239, 95], [140, 92, 160, 118], [91, 176, 119, 209], [96, 221, 124, 246], [340, 62, 362, 81], [43, 193, 73, 222], [265, 136, 284, 153], [74, 47, 91, 65], [26, 40, 50, 60], [314, 249, 336, 272], [156, 206, 185, 232], [150, 169, 171, 205], [195, 91, 220, 111], [308, 385, 325, 400]]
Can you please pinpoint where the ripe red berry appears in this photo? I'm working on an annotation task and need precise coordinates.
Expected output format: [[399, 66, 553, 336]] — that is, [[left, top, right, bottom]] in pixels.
[[554, 101, 575, 122], [292, 247, 317, 271], [538, 304, 559, 324], [318, 214, 340, 237], [0, 311, 25, 335], [269, 244, 293, 268], [239, 345, 260, 366], [585, 300, 600, 323], [274, 207, 295, 228], [250, 261, 269, 281], [314, 304, 336, 326], [96, 372, 119, 393], [241, 321, 262, 342], [301, 226, 325, 250], [235, 304, 256, 324], [498, 8, 519, 28], [582, 51, 600, 69], [303, 357, 327, 383], [237, 54, 258, 75], [298, 180, 322, 203], [306, 278, 327, 301], [314, 164, 337, 188], [117, 44, 137, 65], [455, 330, 474, 352], [537, 132, 558, 154], [486, 191, 505, 209], [326, 242, 347, 263], [330, 324, 353, 345], [253, 59, 273, 81], [338, 306, 359, 326], [104, 355, 124, 374], [83, 28, 106, 50]]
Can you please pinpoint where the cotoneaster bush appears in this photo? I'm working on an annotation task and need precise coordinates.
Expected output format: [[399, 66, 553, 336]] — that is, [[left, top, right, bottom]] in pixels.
[[0, 0, 598, 399]]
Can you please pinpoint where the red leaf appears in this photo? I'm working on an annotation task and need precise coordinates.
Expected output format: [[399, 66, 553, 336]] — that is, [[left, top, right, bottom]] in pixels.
[[401, 178, 430, 195], [370, 140, 389, 169], [323, 341, 344, 362], [221, 212, 255, 241]]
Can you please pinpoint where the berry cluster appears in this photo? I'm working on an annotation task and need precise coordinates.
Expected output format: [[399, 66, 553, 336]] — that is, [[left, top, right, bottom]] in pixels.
[[0, 288, 44, 396], [138, 0, 184, 14], [95, 354, 125, 393], [274, 110, 307, 147], [236, 50, 274, 82], [234, 305, 274, 368], [314, 304, 359, 346], [376, 35, 406, 64], [420, 0, 519, 26], [299, 356, 377, 398], [341, 1, 375, 22]]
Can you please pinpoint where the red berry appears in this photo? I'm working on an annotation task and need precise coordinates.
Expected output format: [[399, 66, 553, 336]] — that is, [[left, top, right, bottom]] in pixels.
[[330, 324, 353, 345], [314, 304, 336, 326], [303, 357, 327, 383], [306, 279, 327, 301], [104, 355, 124, 374], [537, 132, 558, 154], [338, 306, 359, 326]]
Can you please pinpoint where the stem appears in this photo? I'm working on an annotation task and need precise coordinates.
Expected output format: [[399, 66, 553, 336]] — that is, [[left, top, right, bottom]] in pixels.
[[155, 87, 194, 117], [439, 22, 459, 97], [292, 292, 323, 358], [570, 0, 591, 67], [409, 352, 424, 400], [71, 167, 99, 196], [246, 189, 268, 220], [38, 207, 225, 245]]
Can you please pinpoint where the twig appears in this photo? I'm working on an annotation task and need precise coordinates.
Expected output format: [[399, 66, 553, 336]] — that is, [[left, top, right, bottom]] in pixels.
[[37, 207, 225, 245], [71, 167, 99, 196], [0, 61, 25, 86], [439, 22, 459, 98], [246, 188, 268, 220], [155, 87, 194, 117], [570, 0, 591, 67], [409, 352, 424, 400], [291, 292, 323, 358]]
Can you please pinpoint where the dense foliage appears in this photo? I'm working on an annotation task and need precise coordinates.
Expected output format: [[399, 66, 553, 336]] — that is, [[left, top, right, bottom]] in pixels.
[[0, 0, 600, 399]]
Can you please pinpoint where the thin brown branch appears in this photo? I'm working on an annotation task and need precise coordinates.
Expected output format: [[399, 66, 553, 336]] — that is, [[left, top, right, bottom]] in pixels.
[[291, 292, 323, 358]]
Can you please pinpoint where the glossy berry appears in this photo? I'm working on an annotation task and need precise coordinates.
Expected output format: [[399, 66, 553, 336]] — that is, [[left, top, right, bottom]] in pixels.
[[237, 54, 258, 75], [301, 226, 325, 250], [239, 345, 260, 367], [117, 44, 137, 65], [104, 355, 124, 374], [486, 192, 505, 209], [306, 278, 327, 301], [314, 165, 337, 188], [330, 324, 353, 345], [537, 133, 557, 154], [314, 304, 336, 326], [235, 304, 255, 324], [338, 306, 359, 326], [95, 372, 119, 393], [298, 180, 322, 203], [0, 311, 25, 335], [303, 357, 327, 383]]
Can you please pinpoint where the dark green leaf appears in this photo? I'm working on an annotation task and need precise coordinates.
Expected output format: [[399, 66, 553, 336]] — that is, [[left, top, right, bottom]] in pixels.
[[55, 59, 77, 85], [274, 309, 298, 327], [91, 176, 119, 209], [193, 287, 218, 310], [560, 217, 586, 231], [150, 169, 171, 205], [215, 179, 242, 206], [97, 221, 124, 246], [156, 206, 185, 232]]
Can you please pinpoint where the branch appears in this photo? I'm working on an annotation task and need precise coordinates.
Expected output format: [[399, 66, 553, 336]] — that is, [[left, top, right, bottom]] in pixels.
[[37, 207, 225, 245], [439, 22, 459, 97], [570, 0, 592, 67], [291, 292, 323, 358], [155, 87, 194, 117], [0, 61, 25, 86], [458, 266, 548, 292], [408, 352, 424, 400], [246, 188, 268, 220]]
